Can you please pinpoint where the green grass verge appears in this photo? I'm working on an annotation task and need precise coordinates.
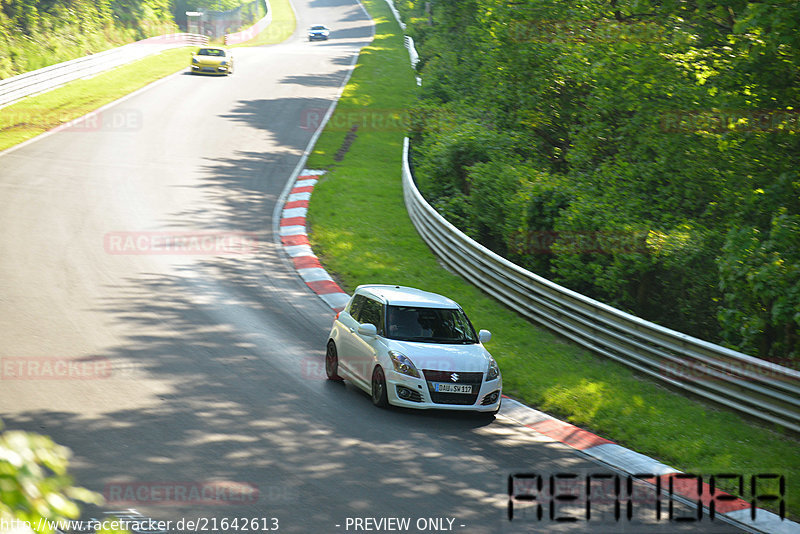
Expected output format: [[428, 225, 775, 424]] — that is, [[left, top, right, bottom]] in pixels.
[[235, 0, 296, 47], [306, 0, 800, 519], [0, 47, 192, 152]]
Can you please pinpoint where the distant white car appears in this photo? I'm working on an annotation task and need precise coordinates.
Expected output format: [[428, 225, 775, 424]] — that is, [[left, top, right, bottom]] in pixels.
[[326, 285, 502, 413], [308, 24, 330, 41]]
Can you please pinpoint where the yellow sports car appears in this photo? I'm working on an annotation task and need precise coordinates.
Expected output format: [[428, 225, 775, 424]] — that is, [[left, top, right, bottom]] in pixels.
[[190, 47, 234, 76]]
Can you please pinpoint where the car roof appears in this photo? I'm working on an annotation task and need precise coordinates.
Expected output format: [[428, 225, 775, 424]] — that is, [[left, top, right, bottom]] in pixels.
[[355, 285, 460, 309]]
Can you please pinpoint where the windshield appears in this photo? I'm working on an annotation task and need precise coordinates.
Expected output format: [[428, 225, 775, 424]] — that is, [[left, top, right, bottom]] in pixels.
[[198, 48, 225, 57], [385, 305, 478, 344], [311, 26, 327, 30]]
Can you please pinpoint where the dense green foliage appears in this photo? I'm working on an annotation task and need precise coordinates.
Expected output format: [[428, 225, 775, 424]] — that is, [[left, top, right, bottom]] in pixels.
[[0, 0, 176, 77], [0, 421, 129, 533], [398, 0, 800, 361]]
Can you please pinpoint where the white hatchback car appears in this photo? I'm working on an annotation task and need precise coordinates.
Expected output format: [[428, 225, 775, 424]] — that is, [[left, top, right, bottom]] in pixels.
[[326, 285, 502, 413], [307, 24, 330, 41]]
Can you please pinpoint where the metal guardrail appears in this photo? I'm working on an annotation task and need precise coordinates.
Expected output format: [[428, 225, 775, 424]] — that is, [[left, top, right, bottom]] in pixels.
[[0, 33, 208, 109], [384, 0, 406, 31], [403, 36, 421, 86], [401, 137, 800, 434], [387, 0, 420, 85]]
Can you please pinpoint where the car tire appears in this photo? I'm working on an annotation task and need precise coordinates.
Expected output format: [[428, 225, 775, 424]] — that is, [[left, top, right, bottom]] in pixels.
[[371, 366, 388, 408], [325, 341, 343, 381], [483, 399, 502, 420], [479, 412, 496, 423]]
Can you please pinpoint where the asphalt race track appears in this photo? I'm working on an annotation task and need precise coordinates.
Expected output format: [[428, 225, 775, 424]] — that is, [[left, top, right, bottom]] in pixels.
[[0, 1, 750, 532]]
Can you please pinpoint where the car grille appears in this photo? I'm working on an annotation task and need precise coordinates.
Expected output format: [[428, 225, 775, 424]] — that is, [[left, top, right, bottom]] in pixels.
[[423, 370, 483, 405]]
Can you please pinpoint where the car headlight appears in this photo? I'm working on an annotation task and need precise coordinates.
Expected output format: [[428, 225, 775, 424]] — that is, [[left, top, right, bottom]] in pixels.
[[487, 359, 500, 381], [220, 61, 228, 65], [389, 350, 420, 378], [192, 58, 198, 64]]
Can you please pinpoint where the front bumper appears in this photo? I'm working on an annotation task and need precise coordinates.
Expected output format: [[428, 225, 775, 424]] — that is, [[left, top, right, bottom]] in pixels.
[[191, 64, 232, 75], [385, 369, 502, 412], [308, 34, 328, 40]]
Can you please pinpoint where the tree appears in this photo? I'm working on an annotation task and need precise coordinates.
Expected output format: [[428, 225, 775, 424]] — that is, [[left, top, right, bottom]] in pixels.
[[719, 204, 800, 360]]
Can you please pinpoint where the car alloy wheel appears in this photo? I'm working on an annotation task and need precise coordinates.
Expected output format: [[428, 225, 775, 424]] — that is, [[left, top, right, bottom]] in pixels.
[[325, 342, 343, 381], [371, 366, 388, 408]]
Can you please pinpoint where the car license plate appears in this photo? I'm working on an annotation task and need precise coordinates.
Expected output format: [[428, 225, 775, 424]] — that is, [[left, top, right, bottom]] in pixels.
[[434, 382, 472, 394]]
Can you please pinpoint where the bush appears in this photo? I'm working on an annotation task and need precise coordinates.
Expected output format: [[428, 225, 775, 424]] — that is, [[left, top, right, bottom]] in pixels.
[[0, 421, 128, 533]]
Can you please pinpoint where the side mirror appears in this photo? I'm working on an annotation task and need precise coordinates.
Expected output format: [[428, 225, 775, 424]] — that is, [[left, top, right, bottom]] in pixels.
[[478, 329, 492, 343], [358, 323, 378, 337]]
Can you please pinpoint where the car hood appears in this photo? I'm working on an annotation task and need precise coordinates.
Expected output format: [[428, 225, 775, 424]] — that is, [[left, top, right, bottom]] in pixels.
[[309, 29, 328, 34], [385, 339, 493, 373]]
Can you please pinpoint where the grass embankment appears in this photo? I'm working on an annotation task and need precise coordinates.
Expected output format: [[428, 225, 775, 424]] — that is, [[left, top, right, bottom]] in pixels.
[[0, 1, 297, 153], [237, 0, 296, 46], [306, 0, 799, 518]]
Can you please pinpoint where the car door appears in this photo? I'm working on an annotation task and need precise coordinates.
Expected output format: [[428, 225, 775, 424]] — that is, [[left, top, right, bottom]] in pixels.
[[349, 296, 385, 384], [336, 294, 366, 379]]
